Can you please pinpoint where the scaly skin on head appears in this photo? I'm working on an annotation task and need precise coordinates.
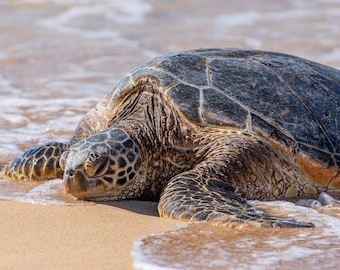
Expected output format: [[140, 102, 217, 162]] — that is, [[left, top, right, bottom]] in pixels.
[[63, 128, 144, 200]]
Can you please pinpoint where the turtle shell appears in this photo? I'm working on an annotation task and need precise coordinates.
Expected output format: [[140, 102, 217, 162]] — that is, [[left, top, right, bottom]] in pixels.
[[104, 48, 340, 168]]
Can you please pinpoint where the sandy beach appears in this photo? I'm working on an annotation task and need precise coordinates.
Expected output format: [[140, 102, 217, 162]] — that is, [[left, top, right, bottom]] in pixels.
[[0, 199, 181, 270]]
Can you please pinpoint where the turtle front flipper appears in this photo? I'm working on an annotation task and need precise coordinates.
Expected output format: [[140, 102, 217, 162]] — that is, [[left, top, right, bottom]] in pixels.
[[2, 142, 70, 181], [158, 170, 314, 228]]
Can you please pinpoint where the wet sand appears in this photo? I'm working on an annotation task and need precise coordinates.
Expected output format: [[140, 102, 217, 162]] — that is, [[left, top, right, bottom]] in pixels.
[[0, 199, 181, 269]]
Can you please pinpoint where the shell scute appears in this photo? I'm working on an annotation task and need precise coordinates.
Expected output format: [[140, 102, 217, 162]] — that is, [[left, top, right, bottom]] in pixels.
[[154, 53, 209, 87], [202, 87, 248, 127], [166, 83, 201, 123]]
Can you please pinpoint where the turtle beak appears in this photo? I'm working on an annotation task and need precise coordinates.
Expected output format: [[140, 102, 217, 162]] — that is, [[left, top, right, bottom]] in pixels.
[[64, 169, 86, 199], [64, 169, 108, 200]]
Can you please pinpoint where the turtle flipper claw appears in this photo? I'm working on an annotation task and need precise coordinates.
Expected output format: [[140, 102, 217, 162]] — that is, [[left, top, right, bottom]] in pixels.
[[158, 171, 314, 228], [2, 142, 69, 181]]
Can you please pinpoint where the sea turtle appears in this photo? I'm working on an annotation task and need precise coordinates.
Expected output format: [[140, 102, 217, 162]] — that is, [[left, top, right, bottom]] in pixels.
[[2, 48, 340, 228]]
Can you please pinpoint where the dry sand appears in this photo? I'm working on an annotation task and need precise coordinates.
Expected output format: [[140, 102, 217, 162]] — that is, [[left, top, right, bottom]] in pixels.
[[0, 199, 182, 270]]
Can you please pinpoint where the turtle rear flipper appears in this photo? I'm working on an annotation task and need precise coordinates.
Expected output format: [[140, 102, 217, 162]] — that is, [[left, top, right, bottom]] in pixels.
[[2, 142, 69, 181], [158, 170, 314, 228]]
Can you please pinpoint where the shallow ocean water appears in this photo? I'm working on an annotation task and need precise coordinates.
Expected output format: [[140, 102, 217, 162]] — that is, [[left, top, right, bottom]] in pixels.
[[133, 201, 340, 270], [0, 0, 340, 269]]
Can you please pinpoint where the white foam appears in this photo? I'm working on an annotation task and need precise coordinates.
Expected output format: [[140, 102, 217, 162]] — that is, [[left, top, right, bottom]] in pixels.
[[0, 96, 93, 134], [133, 200, 340, 270], [0, 179, 93, 205]]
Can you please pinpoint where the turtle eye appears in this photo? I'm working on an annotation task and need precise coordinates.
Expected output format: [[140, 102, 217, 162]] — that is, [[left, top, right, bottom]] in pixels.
[[85, 154, 109, 177]]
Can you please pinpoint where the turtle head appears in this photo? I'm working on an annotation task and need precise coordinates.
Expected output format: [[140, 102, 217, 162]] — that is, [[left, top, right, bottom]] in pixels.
[[63, 128, 144, 201]]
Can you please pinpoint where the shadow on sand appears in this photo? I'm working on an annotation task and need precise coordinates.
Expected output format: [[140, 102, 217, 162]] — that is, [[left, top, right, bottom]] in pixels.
[[100, 200, 160, 217]]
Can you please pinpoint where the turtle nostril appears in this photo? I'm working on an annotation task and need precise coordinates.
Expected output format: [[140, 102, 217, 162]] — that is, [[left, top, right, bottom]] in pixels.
[[66, 170, 75, 178]]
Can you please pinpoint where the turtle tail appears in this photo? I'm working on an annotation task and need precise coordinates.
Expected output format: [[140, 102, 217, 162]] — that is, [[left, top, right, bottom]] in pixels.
[[2, 142, 70, 181]]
